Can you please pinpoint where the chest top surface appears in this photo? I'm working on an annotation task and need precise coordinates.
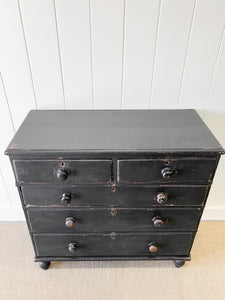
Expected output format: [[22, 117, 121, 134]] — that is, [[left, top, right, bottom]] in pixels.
[[5, 109, 224, 155]]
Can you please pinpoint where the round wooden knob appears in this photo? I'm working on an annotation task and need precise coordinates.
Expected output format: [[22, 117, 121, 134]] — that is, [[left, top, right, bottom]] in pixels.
[[156, 192, 168, 204], [68, 242, 79, 253], [161, 167, 173, 179], [61, 192, 72, 204], [65, 217, 76, 228], [56, 168, 70, 181], [148, 242, 158, 253], [152, 216, 164, 228]]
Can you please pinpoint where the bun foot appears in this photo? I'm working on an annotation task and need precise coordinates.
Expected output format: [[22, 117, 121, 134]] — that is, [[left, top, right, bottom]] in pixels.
[[174, 260, 185, 268], [39, 261, 51, 270]]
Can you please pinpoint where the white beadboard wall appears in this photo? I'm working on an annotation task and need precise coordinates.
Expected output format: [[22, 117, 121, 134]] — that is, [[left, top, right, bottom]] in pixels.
[[0, 0, 225, 221]]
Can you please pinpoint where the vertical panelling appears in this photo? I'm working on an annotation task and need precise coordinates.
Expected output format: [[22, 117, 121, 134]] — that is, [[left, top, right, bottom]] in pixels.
[[122, 0, 160, 108], [178, 0, 225, 109], [0, 168, 11, 208], [196, 28, 225, 214], [55, 0, 93, 108], [90, 0, 124, 108], [0, 0, 36, 130], [206, 28, 225, 115], [150, 0, 195, 108], [0, 0, 225, 220], [199, 29, 225, 144], [19, 0, 65, 109], [0, 73, 20, 207]]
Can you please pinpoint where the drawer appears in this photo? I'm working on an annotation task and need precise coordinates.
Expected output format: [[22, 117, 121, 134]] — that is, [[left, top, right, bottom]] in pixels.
[[118, 158, 217, 183], [33, 232, 193, 257], [13, 159, 112, 184], [27, 208, 202, 233], [22, 185, 208, 207]]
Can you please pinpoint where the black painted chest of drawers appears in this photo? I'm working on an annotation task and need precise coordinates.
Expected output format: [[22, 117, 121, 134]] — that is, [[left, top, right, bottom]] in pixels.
[[5, 109, 224, 269]]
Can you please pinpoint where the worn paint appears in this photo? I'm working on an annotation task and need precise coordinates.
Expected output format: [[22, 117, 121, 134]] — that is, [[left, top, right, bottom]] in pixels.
[[9, 142, 16, 149]]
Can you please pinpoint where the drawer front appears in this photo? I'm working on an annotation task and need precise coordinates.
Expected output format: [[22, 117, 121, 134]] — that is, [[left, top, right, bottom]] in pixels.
[[27, 208, 202, 233], [22, 185, 208, 207], [13, 159, 112, 184], [33, 232, 193, 257], [118, 158, 217, 183]]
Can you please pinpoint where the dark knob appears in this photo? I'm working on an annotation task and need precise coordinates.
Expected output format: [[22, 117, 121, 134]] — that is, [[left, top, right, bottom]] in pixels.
[[148, 242, 158, 253], [156, 192, 168, 204], [65, 217, 76, 228], [68, 242, 79, 253], [161, 167, 173, 179], [152, 216, 164, 228], [61, 192, 72, 204], [56, 168, 70, 181]]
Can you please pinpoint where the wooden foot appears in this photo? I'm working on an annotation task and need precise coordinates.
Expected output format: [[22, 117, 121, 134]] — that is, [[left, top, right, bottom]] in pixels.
[[174, 260, 185, 268], [39, 261, 51, 270]]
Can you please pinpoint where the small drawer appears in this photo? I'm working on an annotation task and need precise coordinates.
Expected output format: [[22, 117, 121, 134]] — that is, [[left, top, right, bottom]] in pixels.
[[33, 232, 193, 257], [22, 185, 208, 207], [27, 207, 202, 233], [117, 158, 217, 184], [13, 159, 112, 184]]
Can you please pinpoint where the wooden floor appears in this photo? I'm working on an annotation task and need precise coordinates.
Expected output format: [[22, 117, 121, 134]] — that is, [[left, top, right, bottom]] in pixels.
[[0, 221, 225, 300]]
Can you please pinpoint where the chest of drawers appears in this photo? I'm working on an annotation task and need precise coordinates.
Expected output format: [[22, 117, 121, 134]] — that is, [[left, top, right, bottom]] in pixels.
[[5, 109, 224, 269]]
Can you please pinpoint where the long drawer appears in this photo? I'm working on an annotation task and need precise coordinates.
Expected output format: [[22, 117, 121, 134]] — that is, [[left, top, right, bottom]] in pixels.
[[22, 185, 208, 207], [27, 208, 202, 233], [33, 232, 193, 257], [118, 158, 217, 183], [13, 159, 112, 184]]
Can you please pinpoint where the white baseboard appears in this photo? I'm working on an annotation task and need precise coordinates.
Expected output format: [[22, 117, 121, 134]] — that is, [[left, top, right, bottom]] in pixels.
[[0, 206, 225, 221], [0, 207, 25, 221], [201, 206, 225, 220]]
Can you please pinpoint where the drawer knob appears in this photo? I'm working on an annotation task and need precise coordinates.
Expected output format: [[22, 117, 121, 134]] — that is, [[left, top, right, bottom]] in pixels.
[[61, 192, 72, 204], [65, 217, 76, 228], [68, 242, 79, 253], [161, 167, 173, 179], [56, 168, 70, 181], [148, 242, 158, 253], [152, 216, 164, 228], [156, 192, 168, 204]]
